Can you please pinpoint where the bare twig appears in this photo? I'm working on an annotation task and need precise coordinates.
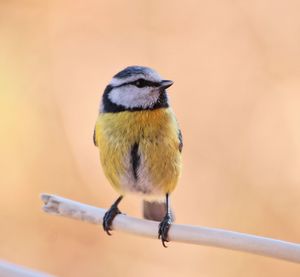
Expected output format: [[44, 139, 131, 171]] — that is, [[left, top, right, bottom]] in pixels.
[[41, 193, 300, 263], [0, 260, 54, 277]]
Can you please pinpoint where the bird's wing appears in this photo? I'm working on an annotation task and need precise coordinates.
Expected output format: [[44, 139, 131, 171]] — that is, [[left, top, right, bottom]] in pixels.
[[93, 128, 98, 147], [178, 128, 183, 153]]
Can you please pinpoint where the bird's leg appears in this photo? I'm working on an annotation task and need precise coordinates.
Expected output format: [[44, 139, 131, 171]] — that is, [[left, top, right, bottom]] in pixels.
[[158, 193, 173, 247], [103, 195, 123, 235]]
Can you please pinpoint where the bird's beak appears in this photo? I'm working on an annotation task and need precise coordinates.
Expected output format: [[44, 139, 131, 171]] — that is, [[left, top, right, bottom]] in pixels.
[[159, 80, 173, 90]]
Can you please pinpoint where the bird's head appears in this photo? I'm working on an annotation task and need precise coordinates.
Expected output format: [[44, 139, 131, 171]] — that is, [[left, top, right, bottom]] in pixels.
[[101, 66, 173, 112]]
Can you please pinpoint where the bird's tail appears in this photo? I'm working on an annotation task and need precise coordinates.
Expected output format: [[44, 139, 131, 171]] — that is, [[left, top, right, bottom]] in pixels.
[[143, 200, 175, 222]]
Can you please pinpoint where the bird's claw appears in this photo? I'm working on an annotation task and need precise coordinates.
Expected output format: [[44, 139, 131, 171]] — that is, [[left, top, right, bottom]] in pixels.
[[102, 205, 121, 235], [158, 213, 172, 247]]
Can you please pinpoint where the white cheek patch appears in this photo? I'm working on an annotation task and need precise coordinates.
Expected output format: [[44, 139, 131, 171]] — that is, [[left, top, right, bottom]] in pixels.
[[108, 86, 160, 109]]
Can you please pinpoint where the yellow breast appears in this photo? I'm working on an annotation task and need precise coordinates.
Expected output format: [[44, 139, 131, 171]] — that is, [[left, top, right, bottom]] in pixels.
[[94, 108, 182, 196]]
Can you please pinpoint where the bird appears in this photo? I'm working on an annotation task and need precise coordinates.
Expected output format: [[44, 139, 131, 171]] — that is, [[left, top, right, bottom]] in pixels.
[[93, 66, 182, 247]]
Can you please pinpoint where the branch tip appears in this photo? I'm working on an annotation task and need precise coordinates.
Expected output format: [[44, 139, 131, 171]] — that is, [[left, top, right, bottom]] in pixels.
[[41, 194, 60, 213]]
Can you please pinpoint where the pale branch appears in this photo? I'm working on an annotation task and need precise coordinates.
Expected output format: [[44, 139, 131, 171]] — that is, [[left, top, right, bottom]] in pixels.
[[0, 260, 54, 277], [41, 193, 300, 263]]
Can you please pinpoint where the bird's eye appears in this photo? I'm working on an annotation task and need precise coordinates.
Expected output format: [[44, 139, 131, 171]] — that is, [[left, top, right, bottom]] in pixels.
[[134, 79, 147, 88]]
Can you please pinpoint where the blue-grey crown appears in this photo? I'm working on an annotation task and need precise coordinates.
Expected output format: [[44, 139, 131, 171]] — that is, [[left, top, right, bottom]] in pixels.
[[113, 66, 154, 79]]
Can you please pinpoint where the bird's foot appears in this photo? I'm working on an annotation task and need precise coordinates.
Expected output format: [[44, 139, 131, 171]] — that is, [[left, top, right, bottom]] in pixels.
[[158, 213, 173, 247], [103, 205, 122, 235]]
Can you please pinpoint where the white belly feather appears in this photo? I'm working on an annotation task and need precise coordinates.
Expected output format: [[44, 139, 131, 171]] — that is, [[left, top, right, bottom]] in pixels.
[[119, 152, 164, 196]]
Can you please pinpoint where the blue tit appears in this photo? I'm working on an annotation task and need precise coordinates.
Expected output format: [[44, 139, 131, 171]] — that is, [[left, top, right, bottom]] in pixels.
[[94, 66, 183, 247]]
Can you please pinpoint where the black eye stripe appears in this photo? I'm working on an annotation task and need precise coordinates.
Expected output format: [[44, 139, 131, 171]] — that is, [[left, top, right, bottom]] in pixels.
[[114, 79, 160, 88]]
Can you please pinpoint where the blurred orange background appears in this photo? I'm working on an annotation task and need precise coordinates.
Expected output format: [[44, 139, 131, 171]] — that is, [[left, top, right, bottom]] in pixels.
[[1, 1, 300, 276]]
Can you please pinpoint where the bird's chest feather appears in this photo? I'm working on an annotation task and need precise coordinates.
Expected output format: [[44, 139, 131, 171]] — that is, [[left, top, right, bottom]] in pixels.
[[95, 109, 181, 195]]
